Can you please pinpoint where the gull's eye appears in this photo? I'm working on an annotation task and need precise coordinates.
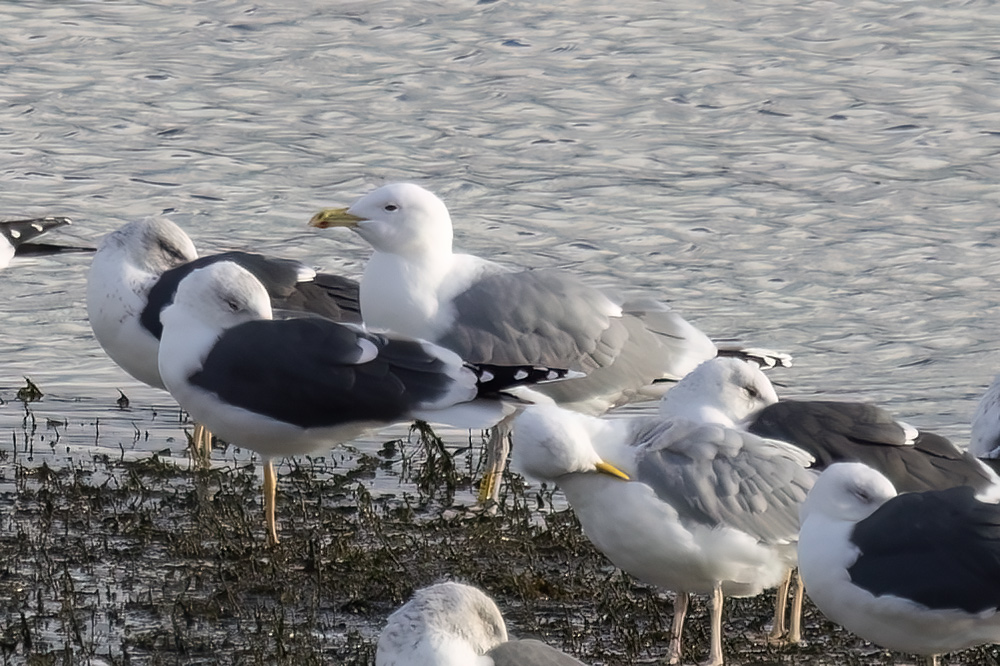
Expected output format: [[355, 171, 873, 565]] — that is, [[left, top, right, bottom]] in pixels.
[[384, 203, 399, 212], [745, 385, 760, 399], [158, 240, 187, 263], [225, 299, 240, 312]]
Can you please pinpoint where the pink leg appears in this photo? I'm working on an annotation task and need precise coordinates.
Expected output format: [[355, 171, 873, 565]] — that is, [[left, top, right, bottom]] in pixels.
[[703, 582, 725, 666], [768, 568, 792, 643], [666, 591, 689, 664]]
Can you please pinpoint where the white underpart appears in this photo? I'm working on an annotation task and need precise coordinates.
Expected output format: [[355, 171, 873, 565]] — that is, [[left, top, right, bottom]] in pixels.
[[360, 247, 497, 342]]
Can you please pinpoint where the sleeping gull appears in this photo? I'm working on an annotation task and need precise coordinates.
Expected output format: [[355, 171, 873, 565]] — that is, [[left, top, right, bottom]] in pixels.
[[309, 183, 789, 501], [376, 581, 588, 666], [1, 216, 83, 269], [158, 261, 574, 544], [728, 387, 1000, 644], [798, 462, 1000, 665], [511, 358, 814, 666], [86, 217, 361, 459]]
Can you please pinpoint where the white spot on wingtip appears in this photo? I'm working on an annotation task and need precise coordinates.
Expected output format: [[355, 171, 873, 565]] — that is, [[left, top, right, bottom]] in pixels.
[[355, 338, 379, 364], [10, 230, 20, 239], [480, 370, 494, 382], [515, 370, 528, 381]]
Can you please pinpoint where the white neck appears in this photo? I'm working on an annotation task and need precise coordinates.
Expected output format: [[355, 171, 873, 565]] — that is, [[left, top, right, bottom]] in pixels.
[[360, 250, 454, 340]]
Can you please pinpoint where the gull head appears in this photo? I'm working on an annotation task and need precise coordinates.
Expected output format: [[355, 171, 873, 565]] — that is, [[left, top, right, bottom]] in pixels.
[[168, 261, 273, 331], [376, 581, 507, 666], [800, 462, 897, 525], [658, 357, 779, 426], [310, 183, 453, 259], [512, 405, 630, 483], [101, 217, 198, 275]]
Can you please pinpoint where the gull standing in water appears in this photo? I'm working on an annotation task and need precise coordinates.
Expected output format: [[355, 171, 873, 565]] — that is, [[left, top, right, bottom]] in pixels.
[[512, 358, 813, 666], [86, 217, 360, 460], [158, 261, 574, 544], [309, 183, 788, 502]]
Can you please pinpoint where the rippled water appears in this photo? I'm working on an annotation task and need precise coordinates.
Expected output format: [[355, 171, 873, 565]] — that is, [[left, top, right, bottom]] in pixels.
[[4, 0, 1000, 454]]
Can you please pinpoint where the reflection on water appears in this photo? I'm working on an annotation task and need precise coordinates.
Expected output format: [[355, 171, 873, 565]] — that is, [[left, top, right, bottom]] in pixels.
[[3, 0, 999, 447], [2, 0, 1000, 657]]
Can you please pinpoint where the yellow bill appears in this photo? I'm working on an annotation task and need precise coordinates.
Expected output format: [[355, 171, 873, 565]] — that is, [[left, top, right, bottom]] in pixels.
[[309, 207, 365, 229], [595, 460, 630, 481]]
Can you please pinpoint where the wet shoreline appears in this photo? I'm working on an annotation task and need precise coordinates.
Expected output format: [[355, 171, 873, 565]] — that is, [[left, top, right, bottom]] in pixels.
[[2, 395, 998, 665]]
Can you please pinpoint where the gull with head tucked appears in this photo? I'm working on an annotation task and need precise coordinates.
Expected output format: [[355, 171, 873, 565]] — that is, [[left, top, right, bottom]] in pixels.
[[376, 581, 588, 666], [86, 217, 360, 460], [512, 358, 813, 666], [157, 261, 575, 544]]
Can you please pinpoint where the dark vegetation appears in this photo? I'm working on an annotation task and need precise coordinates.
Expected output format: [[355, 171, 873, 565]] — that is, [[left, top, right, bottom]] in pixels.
[[1, 387, 998, 665]]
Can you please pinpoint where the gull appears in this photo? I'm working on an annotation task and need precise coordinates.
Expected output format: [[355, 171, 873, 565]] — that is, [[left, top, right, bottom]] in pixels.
[[512, 358, 813, 666], [376, 581, 589, 666], [86, 217, 360, 459], [798, 462, 1000, 665], [743, 391, 1000, 644], [309, 183, 789, 501], [158, 261, 574, 544]]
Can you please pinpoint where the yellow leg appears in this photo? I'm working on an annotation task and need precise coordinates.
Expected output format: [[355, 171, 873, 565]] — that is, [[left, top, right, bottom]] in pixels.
[[477, 414, 514, 504], [189, 422, 213, 468], [264, 459, 279, 545]]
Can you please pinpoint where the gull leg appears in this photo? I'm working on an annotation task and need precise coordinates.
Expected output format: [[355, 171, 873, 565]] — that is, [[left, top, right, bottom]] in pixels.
[[189, 422, 212, 468], [666, 591, 689, 665], [264, 459, 279, 545], [787, 569, 804, 644], [767, 568, 792, 643], [477, 415, 514, 505], [703, 582, 725, 666]]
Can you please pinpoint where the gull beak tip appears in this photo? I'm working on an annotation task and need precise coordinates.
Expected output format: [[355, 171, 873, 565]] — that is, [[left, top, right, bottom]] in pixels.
[[596, 460, 630, 481], [309, 207, 362, 229]]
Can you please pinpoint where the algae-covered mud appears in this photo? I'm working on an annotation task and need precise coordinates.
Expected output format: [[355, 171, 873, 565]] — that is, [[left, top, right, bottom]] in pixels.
[[0, 396, 997, 666]]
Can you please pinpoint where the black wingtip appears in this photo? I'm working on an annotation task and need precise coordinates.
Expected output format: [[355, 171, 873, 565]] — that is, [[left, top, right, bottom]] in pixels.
[[716, 346, 793, 369], [2, 216, 75, 248], [470, 364, 578, 394]]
